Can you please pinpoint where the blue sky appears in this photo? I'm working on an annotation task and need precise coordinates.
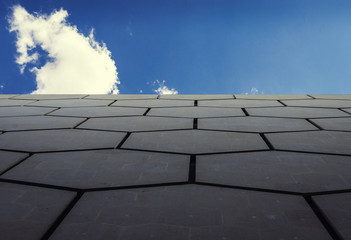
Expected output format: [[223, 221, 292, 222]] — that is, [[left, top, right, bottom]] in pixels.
[[1, 0, 351, 94]]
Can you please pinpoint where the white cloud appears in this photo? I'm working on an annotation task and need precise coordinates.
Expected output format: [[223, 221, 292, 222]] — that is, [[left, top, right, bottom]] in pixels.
[[8, 5, 119, 94], [153, 80, 178, 95], [244, 87, 264, 95]]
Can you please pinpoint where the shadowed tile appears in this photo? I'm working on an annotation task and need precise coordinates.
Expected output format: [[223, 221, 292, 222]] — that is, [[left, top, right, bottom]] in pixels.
[[197, 151, 351, 193], [0, 151, 28, 173], [123, 130, 268, 154], [311, 118, 351, 131], [0, 182, 75, 240], [247, 107, 349, 118], [0, 129, 126, 152], [0, 106, 56, 117], [3, 150, 189, 188], [50, 185, 331, 240]]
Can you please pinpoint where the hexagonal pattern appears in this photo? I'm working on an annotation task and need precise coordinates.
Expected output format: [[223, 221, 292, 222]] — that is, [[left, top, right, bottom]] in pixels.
[[123, 130, 268, 154], [0, 94, 350, 240], [79, 116, 193, 132], [3, 150, 189, 189], [199, 116, 317, 132], [0, 129, 126, 152], [197, 151, 351, 192], [50, 185, 331, 240]]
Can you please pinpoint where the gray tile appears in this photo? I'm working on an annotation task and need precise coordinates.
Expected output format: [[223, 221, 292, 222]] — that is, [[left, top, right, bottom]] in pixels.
[[85, 94, 158, 100], [199, 116, 317, 132], [12, 94, 86, 100], [112, 99, 194, 108], [197, 151, 351, 192], [235, 94, 312, 100], [0, 95, 18, 99], [49, 106, 147, 118], [342, 108, 351, 114], [0, 182, 75, 240], [123, 130, 268, 154], [50, 185, 331, 240], [3, 150, 189, 189], [27, 99, 113, 108], [267, 131, 351, 155], [314, 193, 351, 240], [310, 94, 351, 100], [0, 116, 84, 131], [311, 118, 351, 131], [0, 99, 36, 106], [160, 95, 234, 100], [247, 107, 349, 118], [148, 107, 245, 118], [79, 116, 192, 132], [0, 129, 126, 152], [0, 151, 28, 173], [282, 99, 351, 108], [198, 99, 283, 108], [0, 106, 56, 117]]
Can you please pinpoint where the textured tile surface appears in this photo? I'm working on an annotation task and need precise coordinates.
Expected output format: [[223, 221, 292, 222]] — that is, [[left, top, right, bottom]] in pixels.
[[247, 107, 349, 118], [197, 151, 351, 192], [49, 106, 147, 118], [123, 130, 268, 154], [3, 150, 189, 189], [112, 99, 194, 108], [0, 151, 28, 173], [267, 131, 351, 154], [314, 193, 351, 240], [0, 129, 126, 152], [0, 182, 75, 240], [0, 116, 84, 131], [50, 185, 331, 240], [79, 116, 193, 132], [0, 94, 349, 240], [199, 116, 317, 132], [198, 99, 283, 108], [148, 107, 245, 118]]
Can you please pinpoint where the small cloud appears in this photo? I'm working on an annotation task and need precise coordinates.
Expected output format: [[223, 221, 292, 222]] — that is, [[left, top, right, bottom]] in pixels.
[[8, 5, 119, 94], [0, 85, 4, 89], [153, 80, 178, 95], [139, 90, 143, 93], [244, 87, 263, 95]]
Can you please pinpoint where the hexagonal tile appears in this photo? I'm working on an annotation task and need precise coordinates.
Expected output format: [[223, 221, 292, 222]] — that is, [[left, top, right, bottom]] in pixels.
[[199, 117, 317, 133], [27, 99, 113, 108], [0, 151, 28, 173], [148, 107, 245, 118], [342, 108, 351, 114], [123, 130, 268, 154], [234, 95, 312, 100], [0, 106, 56, 117], [311, 118, 351, 131], [12, 94, 86, 100], [160, 95, 234, 100], [79, 116, 192, 132], [0, 116, 84, 131], [266, 131, 351, 155], [197, 151, 351, 193], [49, 106, 147, 118], [111, 99, 194, 108], [282, 99, 351, 108], [0, 129, 126, 152], [310, 95, 351, 100], [314, 193, 351, 240], [0, 182, 75, 240], [0, 95, 18, 99], [0, 99, 35, 107], [50, 185, 331, 240], [198, 99, 283, 108], [3, 150, 189, 189], [85, 94, 158, 100], [247, 107, 349, 118]]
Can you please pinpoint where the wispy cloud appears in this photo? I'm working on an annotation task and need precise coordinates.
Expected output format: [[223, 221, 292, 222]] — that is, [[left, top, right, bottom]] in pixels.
[[8, 5, 119, 94], [153, 80, 178, 95], [243, 87, 264, 95]]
